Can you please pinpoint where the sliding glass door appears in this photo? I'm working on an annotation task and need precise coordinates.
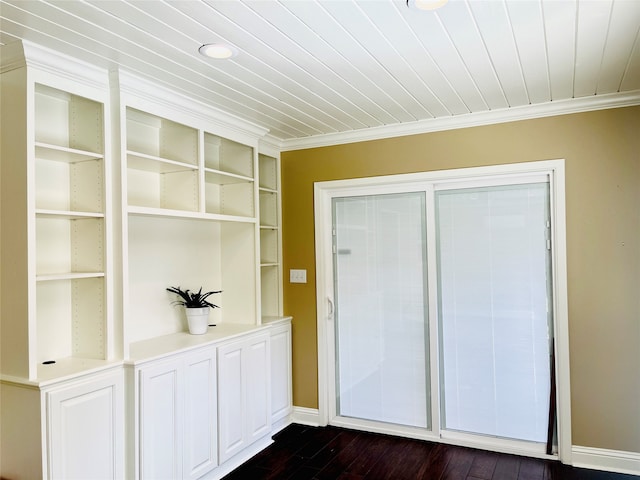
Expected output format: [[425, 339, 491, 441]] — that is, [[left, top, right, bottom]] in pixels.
[[333, 192, 429, 428], [436, 182, 553, 443], [325, 172, 556, 453]]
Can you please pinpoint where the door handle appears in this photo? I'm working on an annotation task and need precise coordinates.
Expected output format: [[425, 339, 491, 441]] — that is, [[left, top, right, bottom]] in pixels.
[[328, 297, 334, 320]]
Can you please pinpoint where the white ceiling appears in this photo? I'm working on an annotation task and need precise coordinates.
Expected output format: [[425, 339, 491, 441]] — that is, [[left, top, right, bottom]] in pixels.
[[1, 0, 639, 149]]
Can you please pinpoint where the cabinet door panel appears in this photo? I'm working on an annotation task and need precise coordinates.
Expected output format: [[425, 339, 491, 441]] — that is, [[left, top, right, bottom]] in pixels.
[[48, 371, 123, 480], [217, 343, 245, 463], [140, 361, 183, 480], [271, 325, 292, 421], [184, 348, 217, 479], [246, 336, 271, 443]]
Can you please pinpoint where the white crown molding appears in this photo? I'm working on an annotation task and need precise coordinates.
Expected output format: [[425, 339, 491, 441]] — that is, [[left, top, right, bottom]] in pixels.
[[258, 134, 283, 157], [0, 40, 109, 90], [572, 446, 640, 476], [112, 68, 268, 142], [279, 90, 640, 152]]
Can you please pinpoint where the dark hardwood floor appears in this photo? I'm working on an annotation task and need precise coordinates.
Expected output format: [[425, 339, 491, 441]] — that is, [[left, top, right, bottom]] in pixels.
[[222, 424, 639, 480]]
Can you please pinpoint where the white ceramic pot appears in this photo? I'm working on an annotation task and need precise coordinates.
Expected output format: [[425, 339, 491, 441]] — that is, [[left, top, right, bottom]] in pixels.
[[184, 307, 210, 335]]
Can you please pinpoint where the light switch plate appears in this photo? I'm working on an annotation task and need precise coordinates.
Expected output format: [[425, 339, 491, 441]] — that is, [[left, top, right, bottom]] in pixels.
[[290, 269, 307, 284]]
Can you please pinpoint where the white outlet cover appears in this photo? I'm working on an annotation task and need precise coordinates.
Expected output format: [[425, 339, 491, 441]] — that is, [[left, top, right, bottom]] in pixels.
[[290, 269, 307, 283]]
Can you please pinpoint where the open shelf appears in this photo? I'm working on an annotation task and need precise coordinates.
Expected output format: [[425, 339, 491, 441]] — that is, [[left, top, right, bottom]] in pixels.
[[35, 142, 103, 163], [35, 84, 103, 153], [259, 191, 278, 227], [126, 215, 257, 346], [258, 154, 278, 191], [36, 216, 104, 277], [204, 168, 253, 185], [35, 357, 121, 385], [260, 228, 279, 265], [36, 276, 106, 365], [35, 155, 104, 213], [127, 151, 198, 173], [260, 265, 280, 318], [127, 205, 256, 224], [257, 153, 282, 321], [204, 133, 253, 178], [127, 107, 197, 165], [127, 154, 198, 212], [204, 178, 254, 217]]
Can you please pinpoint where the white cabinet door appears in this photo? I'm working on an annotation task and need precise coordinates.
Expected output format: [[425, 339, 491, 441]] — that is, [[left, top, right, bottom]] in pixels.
[[139, 357, 183, 480], [217, 332, 271, 464], [245, 334, 271, 443], [217, 341, 246, 462], [47, 370, 124, 480], [183, 347, 217, 480], [138, 347, 217, 480], [270, 322, 292, 423]]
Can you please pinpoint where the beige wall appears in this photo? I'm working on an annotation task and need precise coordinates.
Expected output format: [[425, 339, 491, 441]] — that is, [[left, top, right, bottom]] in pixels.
[[281, 106, 640, 453]]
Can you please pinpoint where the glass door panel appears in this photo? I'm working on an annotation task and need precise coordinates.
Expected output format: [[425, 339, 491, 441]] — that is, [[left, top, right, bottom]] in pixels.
[[436, 182, 552, 443], [333, 192, 429, 428]]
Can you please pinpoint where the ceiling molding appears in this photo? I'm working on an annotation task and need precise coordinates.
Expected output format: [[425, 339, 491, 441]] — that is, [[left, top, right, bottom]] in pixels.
[[112, 68, 269, 143], [279, 91, 640, 152], [1, 40, 109, 91]]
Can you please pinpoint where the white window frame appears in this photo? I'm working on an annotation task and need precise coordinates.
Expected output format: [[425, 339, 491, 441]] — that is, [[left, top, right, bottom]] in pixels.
[[314, 159, 571, 463]]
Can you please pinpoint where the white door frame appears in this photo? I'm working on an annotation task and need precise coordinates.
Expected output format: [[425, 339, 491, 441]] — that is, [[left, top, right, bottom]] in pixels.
[[314, 159, 572, 463]]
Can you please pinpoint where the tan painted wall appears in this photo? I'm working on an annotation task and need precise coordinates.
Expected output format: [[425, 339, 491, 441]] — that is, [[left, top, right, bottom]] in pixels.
[[281, 106, 640, 453]]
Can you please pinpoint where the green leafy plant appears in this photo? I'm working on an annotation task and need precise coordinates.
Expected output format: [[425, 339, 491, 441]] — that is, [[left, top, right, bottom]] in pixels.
[[166, 286, 222, 309]]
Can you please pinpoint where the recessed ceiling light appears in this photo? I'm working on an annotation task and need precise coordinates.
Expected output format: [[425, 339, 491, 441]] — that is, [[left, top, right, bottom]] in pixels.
[[198, 43, 238, 59], [410, 0, 449, 10]]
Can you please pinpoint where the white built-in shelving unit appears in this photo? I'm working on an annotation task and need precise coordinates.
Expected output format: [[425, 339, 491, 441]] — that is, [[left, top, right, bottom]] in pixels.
[[1, 43, 115, 383], [119, 83, 266, 355], [34, 84, 110, 371], [1, 41, 290, 480], [258, 152, 284, 321]]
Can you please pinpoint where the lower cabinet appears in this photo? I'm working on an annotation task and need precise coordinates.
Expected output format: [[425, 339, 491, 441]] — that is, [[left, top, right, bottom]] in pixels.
[[0, 368, 124, 480], [1, 326, 291, 479], [129, 325, 289, 479], [217, 331, 271, 464], [47, 370, 125, 480], [137, 346, 217, 480], [269, 319, 292, 426]]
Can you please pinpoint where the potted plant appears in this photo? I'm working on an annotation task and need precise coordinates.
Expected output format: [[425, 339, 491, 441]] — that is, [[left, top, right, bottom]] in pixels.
[[166, 286, 221, 335]]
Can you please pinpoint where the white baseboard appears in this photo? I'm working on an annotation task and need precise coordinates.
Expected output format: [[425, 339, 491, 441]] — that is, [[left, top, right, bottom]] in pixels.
[[291, 406, 321, 426], [271, 414, 293, 435], [572, 446, 640, 476], [287, 411, 640, 477], [207, 436, 273, 480]]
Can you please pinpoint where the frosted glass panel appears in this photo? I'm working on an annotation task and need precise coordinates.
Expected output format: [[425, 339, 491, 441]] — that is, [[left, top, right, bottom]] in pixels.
[[333, 192, 428, 428], [436, 183, 551, 443]]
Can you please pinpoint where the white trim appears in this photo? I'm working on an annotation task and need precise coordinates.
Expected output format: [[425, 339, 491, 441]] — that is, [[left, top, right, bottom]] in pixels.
[[314, 160, 571, 462], [549, 163, 572, 464], [441, 430, 556, 461], [1, 41, 109, 91], [113, 69, 268, 142], [572, 446, 640, 476], [281, 90, 640, 151], [258, 135, 283, 157], [203, 436, 273, 480], [291, 406, 322, 427]]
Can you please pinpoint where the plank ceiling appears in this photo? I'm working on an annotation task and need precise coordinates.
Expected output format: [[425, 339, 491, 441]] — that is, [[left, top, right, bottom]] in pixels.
[[1, 0, 639, 148]]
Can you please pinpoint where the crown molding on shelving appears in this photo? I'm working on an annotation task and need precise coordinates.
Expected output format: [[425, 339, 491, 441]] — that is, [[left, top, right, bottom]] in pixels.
[[111, 68, 269, 143], [278, 90, 640, 152], [259, 134, 284, 157], [0, 40, 109, 91]]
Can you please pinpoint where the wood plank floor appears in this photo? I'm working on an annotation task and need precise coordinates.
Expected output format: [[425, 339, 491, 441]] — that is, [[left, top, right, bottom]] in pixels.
[[222, 424, 639, 480]]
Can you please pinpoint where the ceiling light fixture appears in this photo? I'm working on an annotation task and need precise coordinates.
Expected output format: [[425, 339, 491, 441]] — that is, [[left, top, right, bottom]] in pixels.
[[407, 0, 449, 10], [198, 43, 238, 59]]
